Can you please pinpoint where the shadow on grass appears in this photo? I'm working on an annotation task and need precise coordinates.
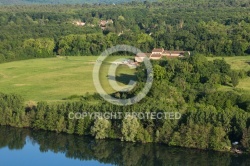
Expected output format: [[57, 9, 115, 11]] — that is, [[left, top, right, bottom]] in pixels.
[[107, 73, 137, 85]]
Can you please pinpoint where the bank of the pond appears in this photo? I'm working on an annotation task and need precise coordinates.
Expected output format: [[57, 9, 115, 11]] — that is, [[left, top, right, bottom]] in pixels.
[[1, 126, 250, 166]]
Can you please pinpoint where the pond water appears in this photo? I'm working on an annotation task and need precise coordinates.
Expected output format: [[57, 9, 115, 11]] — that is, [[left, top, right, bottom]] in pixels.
[[0, 126, 249, 166]]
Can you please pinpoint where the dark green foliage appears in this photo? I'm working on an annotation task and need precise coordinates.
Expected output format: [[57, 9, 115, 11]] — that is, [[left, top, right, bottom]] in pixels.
[[169, 124, 231, 151], [1, 1, 250, 63], [242, 127, 250, 151], [153, 64, 166, 80], [247, 70, 250, 77], [230, 71, 239, 87]]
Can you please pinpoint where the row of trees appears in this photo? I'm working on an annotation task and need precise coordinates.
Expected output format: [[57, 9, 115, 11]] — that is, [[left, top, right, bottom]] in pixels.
[[0, 92, 250, 152]]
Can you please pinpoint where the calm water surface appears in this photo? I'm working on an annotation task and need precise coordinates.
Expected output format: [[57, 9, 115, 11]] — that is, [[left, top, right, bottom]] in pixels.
[[0, 126, 249, 166]]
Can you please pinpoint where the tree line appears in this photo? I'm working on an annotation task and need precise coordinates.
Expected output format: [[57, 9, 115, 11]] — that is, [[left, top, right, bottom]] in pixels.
[[1, 126, 249, 166]]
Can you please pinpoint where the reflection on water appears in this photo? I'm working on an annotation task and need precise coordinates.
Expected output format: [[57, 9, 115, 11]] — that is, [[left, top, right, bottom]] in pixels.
[[0, 126, 249, 166]]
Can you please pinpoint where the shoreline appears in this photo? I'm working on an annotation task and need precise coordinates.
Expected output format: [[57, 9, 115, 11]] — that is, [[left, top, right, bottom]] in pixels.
[[0, 125, 247, 154]]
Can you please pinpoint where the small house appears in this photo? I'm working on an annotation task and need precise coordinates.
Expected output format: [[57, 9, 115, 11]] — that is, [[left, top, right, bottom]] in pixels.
[[152, 48, 164, 54]]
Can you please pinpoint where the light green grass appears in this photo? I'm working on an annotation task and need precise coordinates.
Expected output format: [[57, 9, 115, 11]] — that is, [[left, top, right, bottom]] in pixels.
[[1, 55, 249, 102], [207, 56, 250, 71], [0, 56, 136, 102], [207, 56, 250, 93]]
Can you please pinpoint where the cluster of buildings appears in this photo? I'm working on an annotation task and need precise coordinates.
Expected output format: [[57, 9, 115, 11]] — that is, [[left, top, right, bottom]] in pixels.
[[135, 48, 190, 62], [72, 19, 114, 30]]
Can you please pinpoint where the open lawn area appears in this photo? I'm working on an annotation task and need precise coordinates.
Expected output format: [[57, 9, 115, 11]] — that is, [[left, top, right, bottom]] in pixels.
[[1, 55, 249, 103], [0, 56, 136, 102], [207, 56, 250, 71], [207, 56, 250, 93]]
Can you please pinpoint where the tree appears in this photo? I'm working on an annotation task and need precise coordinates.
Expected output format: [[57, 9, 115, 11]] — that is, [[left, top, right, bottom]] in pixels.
[[118, 15, 125, 21], [56, 116, 65, 133], [230, 71, 239, 87], [122, 115, 140, 142], [0, 54, 5, 63], [242, 127, 250, 151], [209, 126, 231, 151], [153, 64, 166, 80], [91, 118, 111, 139], [247, 70, 250, 77]]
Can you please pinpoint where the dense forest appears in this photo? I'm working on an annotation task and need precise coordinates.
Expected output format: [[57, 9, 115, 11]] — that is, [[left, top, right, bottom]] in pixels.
[[1, 0, 250, 63], [1, 55, 250, 152]]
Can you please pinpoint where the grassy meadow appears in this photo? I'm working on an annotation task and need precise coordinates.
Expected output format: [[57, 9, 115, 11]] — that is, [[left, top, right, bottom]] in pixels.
[[207, 56, 250, 93], [0, 56, 136, 103], [0, 55, 249, 103]]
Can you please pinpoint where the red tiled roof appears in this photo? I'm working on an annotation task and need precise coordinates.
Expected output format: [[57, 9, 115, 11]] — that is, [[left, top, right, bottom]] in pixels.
[[170, 51, 185, 54], [136, 53, 150, 57], [163, 51, 171, 54], [150, 54, 162, 57]]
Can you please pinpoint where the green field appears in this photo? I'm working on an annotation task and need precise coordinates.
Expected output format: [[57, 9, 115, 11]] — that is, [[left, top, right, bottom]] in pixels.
[[0, 55, 249, 103], [0, 56, 136, 103], [207, 56, 250, 93]]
